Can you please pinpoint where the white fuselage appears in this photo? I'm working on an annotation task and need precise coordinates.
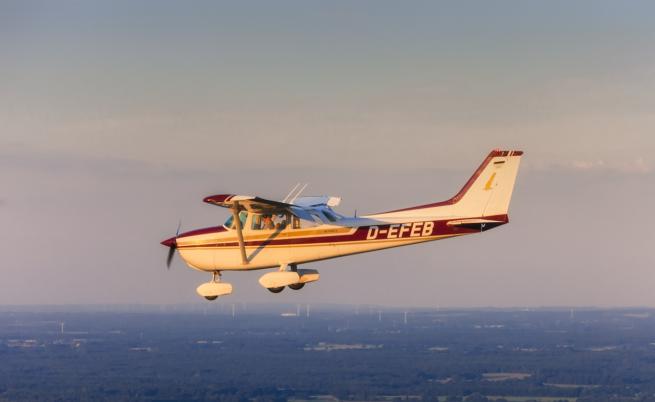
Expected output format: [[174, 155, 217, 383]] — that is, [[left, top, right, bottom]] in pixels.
[[176, 217, 473, 272]]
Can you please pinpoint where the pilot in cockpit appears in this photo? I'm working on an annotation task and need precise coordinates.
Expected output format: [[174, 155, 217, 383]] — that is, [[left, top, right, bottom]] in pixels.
[[262, 214, 275, 230]]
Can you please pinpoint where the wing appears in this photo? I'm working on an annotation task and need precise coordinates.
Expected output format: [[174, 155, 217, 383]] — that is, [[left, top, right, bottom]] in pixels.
[[203, 194, 315, 221], [204, 194, 290, 212], [292, 196, 341, 208]]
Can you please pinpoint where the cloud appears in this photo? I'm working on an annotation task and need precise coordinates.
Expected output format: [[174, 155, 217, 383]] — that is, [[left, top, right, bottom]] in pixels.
[[526, 157, 653, 174], [618, 157, 652, 174], [570, 159, 606, 171], [573, 157, 653, 174]]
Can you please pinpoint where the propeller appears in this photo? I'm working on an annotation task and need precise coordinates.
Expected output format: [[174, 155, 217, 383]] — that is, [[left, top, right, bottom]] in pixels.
[[162, 221, 181, 269]]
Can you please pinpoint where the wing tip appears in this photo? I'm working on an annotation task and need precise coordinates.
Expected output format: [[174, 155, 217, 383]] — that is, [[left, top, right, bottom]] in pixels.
[[203, 194, 235, 204]]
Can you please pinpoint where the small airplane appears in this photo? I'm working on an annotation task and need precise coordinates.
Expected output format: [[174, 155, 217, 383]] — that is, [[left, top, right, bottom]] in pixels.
[[161, 149, 523, 300]]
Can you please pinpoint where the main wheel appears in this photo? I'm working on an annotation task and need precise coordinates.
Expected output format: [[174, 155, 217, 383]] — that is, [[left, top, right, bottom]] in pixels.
[[288, 283, 305, 290], [267, 286, 284, 294], [204, 295, 218, 301]]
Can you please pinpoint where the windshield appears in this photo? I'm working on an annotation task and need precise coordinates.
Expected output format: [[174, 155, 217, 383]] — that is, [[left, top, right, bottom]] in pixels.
[[223, 211, 248, 229]]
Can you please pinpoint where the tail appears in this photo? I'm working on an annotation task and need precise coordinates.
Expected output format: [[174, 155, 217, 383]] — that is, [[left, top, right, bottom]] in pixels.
[[373, 149, 523, 220]]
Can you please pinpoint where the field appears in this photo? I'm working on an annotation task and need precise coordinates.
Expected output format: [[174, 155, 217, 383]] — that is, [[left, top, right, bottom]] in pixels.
[[1, 306, 654, 401]]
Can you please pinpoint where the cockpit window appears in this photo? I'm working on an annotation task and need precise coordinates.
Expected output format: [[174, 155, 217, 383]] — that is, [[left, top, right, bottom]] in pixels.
[[251, 214, 262, 230], [311, 213, 325, 224], [262, 214, 275, 230], [224, 211, 248, 229], [250, 212, 291, 231], [274, 213, 290, 230]]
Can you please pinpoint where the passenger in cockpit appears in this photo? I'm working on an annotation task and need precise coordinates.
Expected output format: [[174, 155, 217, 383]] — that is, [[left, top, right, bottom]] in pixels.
[[276, 214, 289, 230], [262, 214, 275, 230]]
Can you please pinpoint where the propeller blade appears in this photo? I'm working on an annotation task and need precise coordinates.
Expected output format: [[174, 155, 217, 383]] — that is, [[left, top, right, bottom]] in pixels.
[[166, 245, 175, 269], [161, 227, 179, 270]]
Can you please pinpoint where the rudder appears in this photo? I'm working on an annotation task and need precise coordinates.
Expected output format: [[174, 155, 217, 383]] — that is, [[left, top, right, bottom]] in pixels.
[[454, 150, 523, 218]]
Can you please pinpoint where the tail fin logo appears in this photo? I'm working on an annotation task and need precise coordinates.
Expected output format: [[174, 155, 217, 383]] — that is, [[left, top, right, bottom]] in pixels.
[[484, 172, 496, 191]]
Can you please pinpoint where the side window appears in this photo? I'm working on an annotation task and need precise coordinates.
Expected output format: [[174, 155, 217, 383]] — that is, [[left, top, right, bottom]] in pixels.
[[224, 211, 248, 229], [251, 214, 262, 230], [294, 215, 321, 229], [311, 213, 325, 225], [257, 213, 291, 230], [238, 211, 248, 228], [261, 214, 275, 230], [273, 212, 290, 230], [322, 210, 338, 222]]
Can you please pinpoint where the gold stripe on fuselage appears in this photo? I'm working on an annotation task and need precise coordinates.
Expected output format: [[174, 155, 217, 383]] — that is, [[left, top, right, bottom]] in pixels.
[[178, 226, 356, 247], [177, 233, 463, 250]]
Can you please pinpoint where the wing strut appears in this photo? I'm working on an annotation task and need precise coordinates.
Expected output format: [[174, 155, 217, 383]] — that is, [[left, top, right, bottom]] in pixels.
[[231, 202, 248, 265]]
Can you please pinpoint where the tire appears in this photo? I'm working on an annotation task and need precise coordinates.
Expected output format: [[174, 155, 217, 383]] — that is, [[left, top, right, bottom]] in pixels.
[[267, 286, 284, 294], [204, 295, 218, 301], [288, 283, 305, 291]]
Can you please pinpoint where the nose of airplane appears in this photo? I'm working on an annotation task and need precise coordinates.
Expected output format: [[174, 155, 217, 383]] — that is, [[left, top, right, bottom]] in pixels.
[[161, 236, 178, 269], [161, 236, 177, 248]]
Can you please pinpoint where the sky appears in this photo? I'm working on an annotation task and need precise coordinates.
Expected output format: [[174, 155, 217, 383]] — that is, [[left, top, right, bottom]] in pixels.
[[1, 0, 654, 307]]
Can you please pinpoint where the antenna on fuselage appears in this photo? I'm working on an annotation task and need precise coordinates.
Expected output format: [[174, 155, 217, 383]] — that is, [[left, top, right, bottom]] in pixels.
[[289, 183, 308, 204], [282, 183, 300, 203]]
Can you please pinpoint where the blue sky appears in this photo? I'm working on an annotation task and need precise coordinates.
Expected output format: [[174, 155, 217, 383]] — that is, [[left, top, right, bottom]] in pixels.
[[1, 1, 654, 306]]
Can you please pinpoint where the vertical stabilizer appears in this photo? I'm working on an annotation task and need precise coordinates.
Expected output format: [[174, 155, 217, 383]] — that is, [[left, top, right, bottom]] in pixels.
[[452, 150, 523, 218], [371, 150, 523, 219]]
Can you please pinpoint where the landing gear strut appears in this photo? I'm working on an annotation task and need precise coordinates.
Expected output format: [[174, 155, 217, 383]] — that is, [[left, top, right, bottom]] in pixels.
[[204, 274, 220, 300]]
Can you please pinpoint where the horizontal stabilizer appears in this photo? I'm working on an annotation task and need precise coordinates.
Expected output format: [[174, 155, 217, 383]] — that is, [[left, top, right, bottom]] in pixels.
[[447, 218, 507, 231]]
